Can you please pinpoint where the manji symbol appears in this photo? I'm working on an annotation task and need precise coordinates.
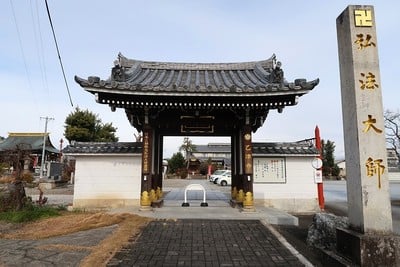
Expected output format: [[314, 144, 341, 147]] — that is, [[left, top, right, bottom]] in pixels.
[[354, 33, 376, 50], [354, 10, 373, 27], [359, 72, 379, 90], [362, 114, 383, 133], [365, 157, 385, 189]]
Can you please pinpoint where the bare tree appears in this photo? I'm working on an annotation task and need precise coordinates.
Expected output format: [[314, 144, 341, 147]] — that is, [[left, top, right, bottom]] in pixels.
[[0, 144, 31, 211], [384, 109, 400, 161]]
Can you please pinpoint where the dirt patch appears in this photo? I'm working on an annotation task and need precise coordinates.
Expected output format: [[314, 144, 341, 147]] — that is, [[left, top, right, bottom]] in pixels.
[[0, 212, 152, 266]]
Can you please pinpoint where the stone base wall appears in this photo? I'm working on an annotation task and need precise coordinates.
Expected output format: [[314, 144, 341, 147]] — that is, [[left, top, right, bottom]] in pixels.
[[257, 198, 320, 213], [72, 198, 140, 210], [337, 227, 400, 266]]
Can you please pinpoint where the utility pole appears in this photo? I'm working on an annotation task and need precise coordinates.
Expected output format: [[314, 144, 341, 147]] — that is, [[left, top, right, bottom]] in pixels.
[[39, 116, 54, 179]]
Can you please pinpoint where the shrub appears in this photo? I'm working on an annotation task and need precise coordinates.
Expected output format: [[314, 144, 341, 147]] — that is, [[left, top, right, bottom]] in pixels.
[[20, 172, 33, 183], [176, 168, 188, 179], [0, 175, 15, 184], [0, 162, 9, 176]]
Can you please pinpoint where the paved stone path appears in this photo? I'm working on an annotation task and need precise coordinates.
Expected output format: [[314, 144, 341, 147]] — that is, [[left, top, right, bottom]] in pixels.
[[107, 220, 304, 267]]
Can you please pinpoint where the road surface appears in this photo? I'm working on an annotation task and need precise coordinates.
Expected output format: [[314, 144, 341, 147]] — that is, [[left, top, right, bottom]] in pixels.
[[323, 180, 400, 234]]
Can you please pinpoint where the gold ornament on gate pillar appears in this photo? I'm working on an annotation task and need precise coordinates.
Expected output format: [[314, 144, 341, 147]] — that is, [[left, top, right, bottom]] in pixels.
[[156, 186, 163, 199], [236, 189, 244, 202], [149, 189, 156, 202], [140, 191, 151, 206], [232, 186, 237, 199], [243, 192, 254, 207]]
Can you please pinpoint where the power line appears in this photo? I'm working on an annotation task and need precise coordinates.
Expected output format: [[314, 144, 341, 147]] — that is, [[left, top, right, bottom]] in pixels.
[[31, 0, 49, 95], [9, 0, 38, 105], [44, 0, 74, 107]]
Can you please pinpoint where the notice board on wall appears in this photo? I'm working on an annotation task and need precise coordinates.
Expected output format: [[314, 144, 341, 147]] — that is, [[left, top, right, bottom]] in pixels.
[[253, 157, 286, 183]]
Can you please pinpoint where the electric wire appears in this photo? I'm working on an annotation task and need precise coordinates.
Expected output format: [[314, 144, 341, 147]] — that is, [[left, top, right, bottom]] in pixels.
[[44, 0, 74, 107], [31, 0, 49, 95], [9, 0, 37, 105]]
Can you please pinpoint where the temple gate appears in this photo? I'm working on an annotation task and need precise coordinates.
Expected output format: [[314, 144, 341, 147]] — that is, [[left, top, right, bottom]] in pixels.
[[75, 53, 318, 210]]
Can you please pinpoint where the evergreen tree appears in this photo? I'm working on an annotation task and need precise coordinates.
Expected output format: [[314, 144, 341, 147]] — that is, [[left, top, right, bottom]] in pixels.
[[64, 107, 118, 143], [168, 152, 185, 174], [321, 139, 340, 177]]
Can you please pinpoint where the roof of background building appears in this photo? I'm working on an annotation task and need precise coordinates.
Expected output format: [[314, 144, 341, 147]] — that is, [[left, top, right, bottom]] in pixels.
[[63, 142, 142, 154], [194, 144, 231, 153], [196, 142, 318, 156], [0, 133, 59, 154], [252, 142, 318, 156], [63, 141, 317, 157]]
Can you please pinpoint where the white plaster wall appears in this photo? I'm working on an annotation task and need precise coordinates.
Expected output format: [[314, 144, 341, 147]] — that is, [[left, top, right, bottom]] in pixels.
[[73, 154, 141, 209], [253, 156, 319, 212]]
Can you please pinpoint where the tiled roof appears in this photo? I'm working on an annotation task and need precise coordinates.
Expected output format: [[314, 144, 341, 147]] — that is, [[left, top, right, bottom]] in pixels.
[[252, 142, 318, 156], [63, 142, 142, 154], [75, 53, 319, 96], [62, 141, 317, 156], [193, 142, 317, 156], [0, 133, 59, 153], [194, 144, 231, 153]]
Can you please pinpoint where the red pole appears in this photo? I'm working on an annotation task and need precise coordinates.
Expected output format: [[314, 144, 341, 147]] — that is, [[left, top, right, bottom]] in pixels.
[[315, 126, 325, 210]]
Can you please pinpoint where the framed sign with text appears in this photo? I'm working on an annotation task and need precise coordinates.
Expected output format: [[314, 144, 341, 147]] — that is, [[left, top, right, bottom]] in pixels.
[[253, 157, 286, 183]]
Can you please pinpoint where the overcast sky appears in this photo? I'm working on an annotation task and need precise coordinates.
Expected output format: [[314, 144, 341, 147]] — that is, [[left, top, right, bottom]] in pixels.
[[1, 1, 399, 158]]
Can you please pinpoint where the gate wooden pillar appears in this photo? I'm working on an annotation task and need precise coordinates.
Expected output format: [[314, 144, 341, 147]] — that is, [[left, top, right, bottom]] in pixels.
[[140, 126, 153, 209], [152, 131, 163, 201], [241, 125, 255, 211], [231, 133, 241, 201]]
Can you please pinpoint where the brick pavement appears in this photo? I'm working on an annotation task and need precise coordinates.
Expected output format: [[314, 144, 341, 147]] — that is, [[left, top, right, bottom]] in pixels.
[[108, 220, 304, 267]]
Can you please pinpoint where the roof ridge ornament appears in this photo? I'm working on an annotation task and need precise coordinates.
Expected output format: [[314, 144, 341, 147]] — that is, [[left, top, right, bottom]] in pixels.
[[270, 61, 284, 84]]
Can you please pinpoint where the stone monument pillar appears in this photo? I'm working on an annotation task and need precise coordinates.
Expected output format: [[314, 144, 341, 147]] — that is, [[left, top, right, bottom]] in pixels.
[[336, 5, 399, 265]]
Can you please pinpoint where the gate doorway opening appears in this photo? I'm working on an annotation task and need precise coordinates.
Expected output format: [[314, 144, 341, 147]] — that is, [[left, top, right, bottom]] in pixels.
[[162, 136, 232, 207]]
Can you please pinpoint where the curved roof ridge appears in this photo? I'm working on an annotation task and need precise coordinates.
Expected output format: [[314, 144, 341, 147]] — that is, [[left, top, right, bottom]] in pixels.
[[117, 53, 276, 71]]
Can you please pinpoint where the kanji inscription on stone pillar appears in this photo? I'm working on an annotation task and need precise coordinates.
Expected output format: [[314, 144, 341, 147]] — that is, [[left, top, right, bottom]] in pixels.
[[337, 5, 392, 233]]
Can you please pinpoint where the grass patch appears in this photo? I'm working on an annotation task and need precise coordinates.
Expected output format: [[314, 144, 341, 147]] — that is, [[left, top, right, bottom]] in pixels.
[[0, 205, 61, 223]]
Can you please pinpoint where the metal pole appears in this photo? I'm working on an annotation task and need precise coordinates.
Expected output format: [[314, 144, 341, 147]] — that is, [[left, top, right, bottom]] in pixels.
[[39, 116, 54, 179]]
